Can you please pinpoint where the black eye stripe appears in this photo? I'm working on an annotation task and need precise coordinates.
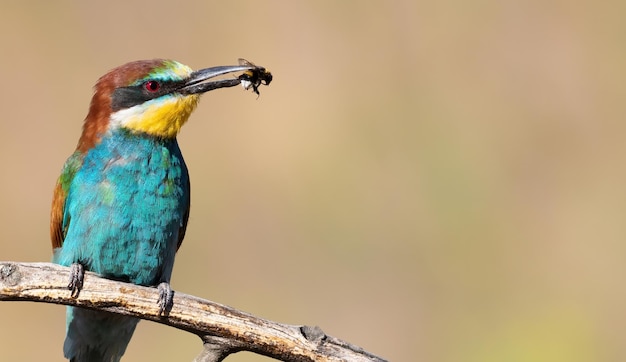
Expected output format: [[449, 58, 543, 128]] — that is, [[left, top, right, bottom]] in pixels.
[[110, 80, 185, 111]]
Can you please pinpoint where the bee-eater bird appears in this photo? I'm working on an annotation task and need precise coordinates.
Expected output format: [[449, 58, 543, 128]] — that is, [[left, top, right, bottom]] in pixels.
[[50, 59, 260, 362]]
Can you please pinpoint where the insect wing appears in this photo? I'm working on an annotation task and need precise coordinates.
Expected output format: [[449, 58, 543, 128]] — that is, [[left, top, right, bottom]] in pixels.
[[238, 58, 256, 67]]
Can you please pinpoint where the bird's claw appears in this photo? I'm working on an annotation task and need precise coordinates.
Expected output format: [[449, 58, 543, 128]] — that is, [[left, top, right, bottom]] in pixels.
[[68, 263, 84, 298], [157, 282, 173, 316]]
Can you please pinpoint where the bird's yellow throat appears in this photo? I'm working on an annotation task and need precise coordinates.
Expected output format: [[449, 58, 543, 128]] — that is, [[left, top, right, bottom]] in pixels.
[[111, 94, 200, 138]]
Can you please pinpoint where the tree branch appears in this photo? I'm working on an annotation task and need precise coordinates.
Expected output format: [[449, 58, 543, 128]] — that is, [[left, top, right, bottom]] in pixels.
[[0, 261, 386, 362]]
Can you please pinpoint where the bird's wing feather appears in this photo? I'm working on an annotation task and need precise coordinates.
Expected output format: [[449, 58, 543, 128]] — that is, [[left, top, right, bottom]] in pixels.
[[50, 152, 84, 249], [176, 174, 190, 251]]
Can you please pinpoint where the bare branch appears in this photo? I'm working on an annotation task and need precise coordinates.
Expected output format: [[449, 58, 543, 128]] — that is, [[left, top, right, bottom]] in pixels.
[[0, 262, 386, 362]]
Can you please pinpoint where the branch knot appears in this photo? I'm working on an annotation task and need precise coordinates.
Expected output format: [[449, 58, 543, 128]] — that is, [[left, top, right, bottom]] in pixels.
[[0, 263, 22, 286]]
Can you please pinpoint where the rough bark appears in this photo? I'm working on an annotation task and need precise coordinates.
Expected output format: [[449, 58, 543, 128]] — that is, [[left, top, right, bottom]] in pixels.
[[0, 262, 386, 362]]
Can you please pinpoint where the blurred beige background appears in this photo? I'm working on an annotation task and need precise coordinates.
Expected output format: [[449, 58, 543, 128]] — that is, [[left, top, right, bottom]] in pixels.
[[0, 1, 624, 361]]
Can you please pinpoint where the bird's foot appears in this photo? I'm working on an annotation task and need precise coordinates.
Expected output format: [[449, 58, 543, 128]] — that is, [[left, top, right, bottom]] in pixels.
[[68, 263, 84, 298], [157, 282, 174, 316]]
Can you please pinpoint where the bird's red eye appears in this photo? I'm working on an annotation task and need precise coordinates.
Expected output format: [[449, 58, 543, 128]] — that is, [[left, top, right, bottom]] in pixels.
[[145, 80, 160, 92]]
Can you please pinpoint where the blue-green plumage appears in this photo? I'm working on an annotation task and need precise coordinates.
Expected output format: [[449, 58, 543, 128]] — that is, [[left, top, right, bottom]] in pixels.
[[53, 129, 189, 285], [53, 129, 189, 361]]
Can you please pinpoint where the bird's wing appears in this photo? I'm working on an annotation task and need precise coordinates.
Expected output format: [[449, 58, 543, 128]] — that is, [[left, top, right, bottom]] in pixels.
[[50, 152, 84, 249], [176, 175, 190, 251]]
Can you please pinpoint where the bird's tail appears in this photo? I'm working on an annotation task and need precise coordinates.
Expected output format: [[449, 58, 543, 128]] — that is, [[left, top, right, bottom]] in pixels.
[[63, 306, 139, 362]]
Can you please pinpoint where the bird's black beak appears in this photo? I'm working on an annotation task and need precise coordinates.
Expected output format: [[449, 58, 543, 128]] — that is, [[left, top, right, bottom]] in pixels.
[[179, 65, 255, 95]]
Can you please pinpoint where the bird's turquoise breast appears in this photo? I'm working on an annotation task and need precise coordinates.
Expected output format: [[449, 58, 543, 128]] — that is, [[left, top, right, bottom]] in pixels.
[[53, 129, 189, 286]]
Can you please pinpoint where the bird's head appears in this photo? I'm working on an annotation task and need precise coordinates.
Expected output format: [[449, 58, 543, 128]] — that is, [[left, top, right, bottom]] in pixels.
[[77, 59, 253, 152]]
